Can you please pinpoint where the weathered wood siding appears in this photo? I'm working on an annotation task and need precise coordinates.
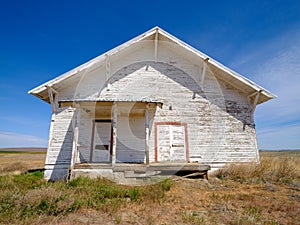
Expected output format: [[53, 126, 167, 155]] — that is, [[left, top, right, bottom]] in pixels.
[[50, 41, 259, 171], [104, 61, 256, 164], [44, 107, 75, 180]]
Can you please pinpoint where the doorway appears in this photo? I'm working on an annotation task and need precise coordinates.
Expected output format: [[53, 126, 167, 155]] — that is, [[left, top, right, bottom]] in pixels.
[[155, 122, 189, 162], [91, 120, 112, 163]]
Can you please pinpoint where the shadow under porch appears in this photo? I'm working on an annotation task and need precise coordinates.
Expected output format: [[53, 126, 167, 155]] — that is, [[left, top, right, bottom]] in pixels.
[[72, 162, 210, 184]]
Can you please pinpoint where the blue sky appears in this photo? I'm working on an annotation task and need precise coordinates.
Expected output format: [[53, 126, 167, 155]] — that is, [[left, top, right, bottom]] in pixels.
[[0, 0, 299, 150]]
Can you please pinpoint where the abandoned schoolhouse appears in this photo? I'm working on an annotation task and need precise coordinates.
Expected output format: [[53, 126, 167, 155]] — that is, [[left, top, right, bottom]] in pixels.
[[29, 27, 276, 183]]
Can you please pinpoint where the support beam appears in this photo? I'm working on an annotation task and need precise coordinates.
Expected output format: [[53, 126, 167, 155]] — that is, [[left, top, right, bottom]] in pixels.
[[69, 107, 79, 180], [90, 120, 95, 162], [46, 86, 58, 113], [112, 102, 117, 166], [69, 126, 79, 180], [248, 91, 259, 98], [145, 103, 150, 165], [74, 104, 80, 164], [248, 90, 262, 123], [154, 29, 158, 62], [250, 90, 262, 113], [200, 58, 209, 85], [252, 91, 261, 108]]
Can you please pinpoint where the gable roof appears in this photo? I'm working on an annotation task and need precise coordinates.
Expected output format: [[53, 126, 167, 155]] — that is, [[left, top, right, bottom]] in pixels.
[[28, 26, 276, 104]]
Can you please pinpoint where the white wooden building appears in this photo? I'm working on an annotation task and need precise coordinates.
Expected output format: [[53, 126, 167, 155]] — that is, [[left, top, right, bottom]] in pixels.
[[29, 27, 276, 182]]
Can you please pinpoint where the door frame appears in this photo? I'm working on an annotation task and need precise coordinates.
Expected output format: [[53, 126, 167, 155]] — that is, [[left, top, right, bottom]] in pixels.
[[90, 119, 113, 162], [154, 122, 189, 162]]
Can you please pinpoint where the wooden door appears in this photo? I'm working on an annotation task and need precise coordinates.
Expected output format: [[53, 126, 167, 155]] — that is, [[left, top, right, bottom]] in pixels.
[[92, 121, 112, 162], [157, 124, 187, 162]]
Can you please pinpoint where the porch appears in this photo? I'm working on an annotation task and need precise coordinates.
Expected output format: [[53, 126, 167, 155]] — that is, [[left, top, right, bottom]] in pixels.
[[59, 99, 210, 183], [72, 162, 210, 184], [60, 99, 160, 166]]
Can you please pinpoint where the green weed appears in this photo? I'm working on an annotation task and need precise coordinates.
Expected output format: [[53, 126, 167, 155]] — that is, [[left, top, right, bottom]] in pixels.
[[0, 172, 173, 224]]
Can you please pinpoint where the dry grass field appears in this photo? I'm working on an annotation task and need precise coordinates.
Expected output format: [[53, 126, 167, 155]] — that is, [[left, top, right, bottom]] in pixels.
[[0, 148, 46, 174], [0, 149, 299, 225]]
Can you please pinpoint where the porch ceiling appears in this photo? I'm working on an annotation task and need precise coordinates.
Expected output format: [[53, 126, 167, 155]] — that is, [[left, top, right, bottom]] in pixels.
[[59, 99, 160, 117], [59, 97, 162, 105]]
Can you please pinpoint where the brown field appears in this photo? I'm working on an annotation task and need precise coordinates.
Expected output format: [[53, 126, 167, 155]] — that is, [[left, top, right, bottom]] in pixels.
[[0, 150, 299, 224], [0, 147, 47, 152], [0, 148, 46, 174]]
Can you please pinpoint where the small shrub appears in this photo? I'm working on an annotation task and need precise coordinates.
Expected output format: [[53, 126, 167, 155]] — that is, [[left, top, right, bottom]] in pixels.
[[236, 206, 262, 225], [161, 178, 173, 191], [246, 206, 261, 220], [146, 215, 155, 225], [142, 179, 173, 202], [13, 170, 45, 190], [67, 177, 82, 187], [129, 188, 141, 201], [115, 216, 121, 224], [182, 211, 205, 224]]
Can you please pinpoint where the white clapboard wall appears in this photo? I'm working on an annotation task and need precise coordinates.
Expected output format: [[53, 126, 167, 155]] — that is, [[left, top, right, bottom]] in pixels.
[[44, 107, 75, 180], [47, 39, 259, 172]]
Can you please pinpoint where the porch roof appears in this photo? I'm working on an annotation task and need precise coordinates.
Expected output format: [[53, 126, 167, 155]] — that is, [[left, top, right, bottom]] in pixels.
[[59, 97, 163, 106]]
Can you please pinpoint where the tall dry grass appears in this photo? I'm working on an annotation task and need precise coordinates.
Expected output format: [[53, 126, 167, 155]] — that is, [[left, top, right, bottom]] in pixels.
[[0, 162, 29, 175], [215, 154, 300, 184], [0, 152, 45, 175]]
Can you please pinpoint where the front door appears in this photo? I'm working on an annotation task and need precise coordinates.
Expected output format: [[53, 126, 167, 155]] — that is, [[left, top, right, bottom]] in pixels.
[[156, 123, 188, 162], [92, 120, 112, 163]]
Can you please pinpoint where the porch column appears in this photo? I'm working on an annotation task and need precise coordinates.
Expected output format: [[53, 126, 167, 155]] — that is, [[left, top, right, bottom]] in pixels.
[[70, 107, 79, 179], [112, 102, 117, 166], [145, 103, 150, 165]]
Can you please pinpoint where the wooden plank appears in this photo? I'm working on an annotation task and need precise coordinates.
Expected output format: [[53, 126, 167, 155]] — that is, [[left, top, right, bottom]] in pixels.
[[112, 163, 210, 172], [69, 126, 78, 179], [71, 126, 79, 166], [89, 120, 95, 162], [112, 102, 117, 166], [113, 164, 146, 172], [145, 103, 150, 165], [148, 163, 210, 171]]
